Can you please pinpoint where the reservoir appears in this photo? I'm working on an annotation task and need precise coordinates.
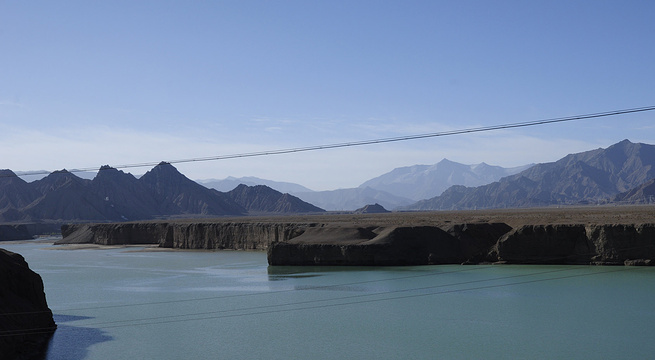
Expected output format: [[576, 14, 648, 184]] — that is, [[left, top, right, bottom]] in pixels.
[[3, 240, 654, 359]]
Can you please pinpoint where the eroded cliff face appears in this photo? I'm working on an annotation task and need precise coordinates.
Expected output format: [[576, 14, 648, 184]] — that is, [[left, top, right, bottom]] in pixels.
[[0, 249, 56, 360], [57, 221, 655, 266], [59, 222, 310, 250], [165, 222, 306, 249]]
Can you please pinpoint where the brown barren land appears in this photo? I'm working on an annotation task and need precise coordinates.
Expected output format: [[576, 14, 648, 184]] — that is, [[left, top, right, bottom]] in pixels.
[[165, 205, 655, 228]]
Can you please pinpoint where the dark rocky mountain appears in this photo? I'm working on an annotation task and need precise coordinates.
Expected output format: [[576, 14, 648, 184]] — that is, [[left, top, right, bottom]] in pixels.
[[407, 140, 655, 210], [22, 170, 115, 221], [88, 166, 163, 220], [0, 170, 41, 221], [140, 162, 246, 217], [353, 203, 390, 214], [226, 184, 324, 213], [359, 158, 533, 201], [0, 162, 329, 224]]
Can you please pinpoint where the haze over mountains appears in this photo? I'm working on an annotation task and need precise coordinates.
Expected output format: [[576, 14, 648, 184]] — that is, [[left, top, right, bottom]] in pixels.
[[1, 139, 654, 223], [199, 159, 532, 211], [359, 159, 533, 201], [200, 139, 655, 211], [406, 139, 655, 210]]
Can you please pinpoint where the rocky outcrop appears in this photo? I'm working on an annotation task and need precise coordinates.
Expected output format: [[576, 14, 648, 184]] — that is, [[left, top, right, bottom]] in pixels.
[[0, 249, 56, 359], [492, 224, 594, 264], [353, 203, 390, 214], [587, 224, 655, 265]]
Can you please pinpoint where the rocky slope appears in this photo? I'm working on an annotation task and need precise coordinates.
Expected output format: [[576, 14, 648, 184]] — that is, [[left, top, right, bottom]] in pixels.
[[0, 249, 56, 359], [226, 184, 324, 213], [407, 140, 655, 210], [0, 163, 327, 225], [613, 178, 655, 204]]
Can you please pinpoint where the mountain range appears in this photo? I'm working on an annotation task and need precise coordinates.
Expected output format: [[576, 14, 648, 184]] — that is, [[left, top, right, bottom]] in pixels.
[[2, 139, 654, 223], [199, 140, 655, 211], [198, 159, 532, 211], [0, 162, 323, 223], [198, 176, 313, 194], [358, 159, 532, 201], [406, 139, 655, 210]]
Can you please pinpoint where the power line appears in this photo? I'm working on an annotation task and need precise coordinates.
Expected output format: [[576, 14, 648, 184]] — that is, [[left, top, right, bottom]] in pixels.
[[9, 105, 655, 178]]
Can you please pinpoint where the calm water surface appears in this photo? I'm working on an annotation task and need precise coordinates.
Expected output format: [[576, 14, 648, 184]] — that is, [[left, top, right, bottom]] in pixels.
[[3, 241, 655, 360]]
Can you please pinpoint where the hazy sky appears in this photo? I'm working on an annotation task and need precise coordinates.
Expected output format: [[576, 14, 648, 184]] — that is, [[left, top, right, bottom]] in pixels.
[[2, 1, 654, 190]]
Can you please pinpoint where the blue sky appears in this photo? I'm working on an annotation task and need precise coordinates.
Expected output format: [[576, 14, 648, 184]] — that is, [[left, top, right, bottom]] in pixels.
[[2, 1, 654, 190]]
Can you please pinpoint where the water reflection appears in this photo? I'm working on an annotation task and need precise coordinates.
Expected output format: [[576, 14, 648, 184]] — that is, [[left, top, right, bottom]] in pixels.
[[46, 315, 113, 360]]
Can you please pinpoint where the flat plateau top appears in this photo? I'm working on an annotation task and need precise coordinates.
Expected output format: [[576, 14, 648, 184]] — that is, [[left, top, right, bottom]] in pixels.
[[148, 205, 655, 228]]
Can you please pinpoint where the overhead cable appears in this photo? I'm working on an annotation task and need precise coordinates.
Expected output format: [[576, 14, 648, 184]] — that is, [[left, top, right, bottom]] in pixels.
[[9, 105, 655, 178]]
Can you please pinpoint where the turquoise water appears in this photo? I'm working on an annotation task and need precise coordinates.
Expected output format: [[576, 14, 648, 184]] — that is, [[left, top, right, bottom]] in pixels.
[[3, 240, 655, 360]]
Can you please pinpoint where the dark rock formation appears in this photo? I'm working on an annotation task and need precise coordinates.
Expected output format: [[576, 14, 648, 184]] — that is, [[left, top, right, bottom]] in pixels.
[[0, 249, 56, 359], [226, 184, 324, 213], [1, 163, 334, 222], [268, 223, 655, 266], [491, 223, 655, 265], [587, 223, 655, 265], [491, 224, 593, 264], [353, 203, 390, 214], [267, 225, 464, 266], [446, 223, 513, 264], [139, 162, 246, 217]]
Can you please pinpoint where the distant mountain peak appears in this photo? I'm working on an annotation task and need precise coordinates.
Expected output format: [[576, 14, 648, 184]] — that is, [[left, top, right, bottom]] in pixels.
[[405, 139, 655, 210], [0, 169, 18, 178], [360, 159, 531, 201]]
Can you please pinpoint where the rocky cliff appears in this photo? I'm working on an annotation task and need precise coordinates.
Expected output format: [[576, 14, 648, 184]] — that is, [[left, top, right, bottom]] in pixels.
[[0, 249, 56, 360], [57, 217, 655, 266], [59, 221, 310, 250], [271, 223, 655, 266], [0, 223, 62, 241]]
